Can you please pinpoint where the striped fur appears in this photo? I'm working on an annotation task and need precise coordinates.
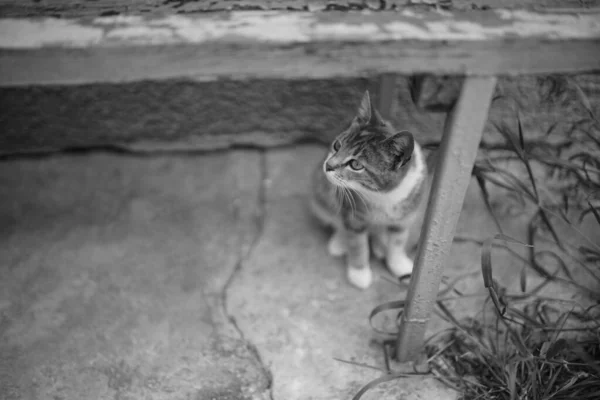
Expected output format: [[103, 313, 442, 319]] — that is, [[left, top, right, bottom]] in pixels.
[[309, 90, 430, 289]]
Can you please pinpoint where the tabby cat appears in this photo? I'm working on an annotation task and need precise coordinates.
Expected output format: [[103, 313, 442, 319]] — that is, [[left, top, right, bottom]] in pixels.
[[309, 90, 429, 289]]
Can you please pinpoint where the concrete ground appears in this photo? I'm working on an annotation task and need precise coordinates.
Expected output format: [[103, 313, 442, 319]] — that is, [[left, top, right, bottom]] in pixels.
[[1, 144, 597, 400]]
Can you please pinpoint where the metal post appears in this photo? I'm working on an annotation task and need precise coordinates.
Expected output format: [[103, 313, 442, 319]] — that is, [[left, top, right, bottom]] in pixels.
[[377, 74, 397, 120], [396, 76, 497, 362]]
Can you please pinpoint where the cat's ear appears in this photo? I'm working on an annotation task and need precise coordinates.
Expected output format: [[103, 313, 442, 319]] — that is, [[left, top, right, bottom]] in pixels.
[[356, 90, 385, 126], [387, 131, 415, 169], [356, 90, 372, 125], [370, 108, 385, 126]]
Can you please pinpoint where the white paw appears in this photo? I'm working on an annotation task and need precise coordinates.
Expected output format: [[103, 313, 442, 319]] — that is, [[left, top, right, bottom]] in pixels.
[[347, 267, 373, 290], [387, 251, 414, 277], [327, 231, 347, 257]]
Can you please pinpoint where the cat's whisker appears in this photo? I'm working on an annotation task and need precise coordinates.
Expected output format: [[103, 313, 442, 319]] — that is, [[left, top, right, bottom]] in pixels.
[[340, 185, 355, 217], [334, 177, 352, 212], [353, 187, 371, 212], [327, 174, 342, 213], [334, 185, 344, 214], [342, 184, 357, 217], [340, 185, 350, 212]]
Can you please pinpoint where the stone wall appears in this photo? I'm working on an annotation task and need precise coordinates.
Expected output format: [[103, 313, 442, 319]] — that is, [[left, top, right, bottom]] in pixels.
[[1, 74, 598, 155], [1, 78, 372, 154]]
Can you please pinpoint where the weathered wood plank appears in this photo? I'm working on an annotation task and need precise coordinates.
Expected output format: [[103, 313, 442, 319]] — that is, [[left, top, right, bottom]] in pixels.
[[2, 1, 599, 19], [0, 9, 599, 86], [3, 9, 600, 48]]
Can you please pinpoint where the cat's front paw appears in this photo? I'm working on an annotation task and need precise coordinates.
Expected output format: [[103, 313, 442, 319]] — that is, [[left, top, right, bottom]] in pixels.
[[347, 266, 373, 289], [327, 231, 347, 257], [387, 251, 414, 277]]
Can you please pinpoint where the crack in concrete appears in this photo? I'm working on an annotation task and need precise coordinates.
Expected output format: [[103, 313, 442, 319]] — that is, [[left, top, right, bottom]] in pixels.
[[221, 149, 274, 400]]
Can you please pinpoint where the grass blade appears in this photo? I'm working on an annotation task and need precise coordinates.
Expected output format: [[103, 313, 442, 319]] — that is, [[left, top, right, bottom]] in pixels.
[[569, 78, 597, 120], [369, 300, 404, 336], [333, 358, 388, 373], [493, 121, 525, 160], [351, 372, 411, 400], [482, 234, 532, 316], [517, 113, 526, 151], [552, 311, 571, 343], [587, 200, 600, 225], [507, 363, 517, 400], [474, 170, 504, 234], [482, 234, 533, 289], [546, 338, 568, 359]]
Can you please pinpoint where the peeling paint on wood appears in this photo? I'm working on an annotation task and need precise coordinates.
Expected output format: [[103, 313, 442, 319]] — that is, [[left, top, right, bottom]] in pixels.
[[1, 1, 599, 18], [1, 9, 599, 49], [0, 9, 599, 85]]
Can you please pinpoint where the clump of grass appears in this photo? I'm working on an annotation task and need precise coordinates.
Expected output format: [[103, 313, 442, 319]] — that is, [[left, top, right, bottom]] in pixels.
[[427, 320, 600, 399], [425, 234, 600, 400], [345, 74, 600, 399], [426, 315, 600, 400]]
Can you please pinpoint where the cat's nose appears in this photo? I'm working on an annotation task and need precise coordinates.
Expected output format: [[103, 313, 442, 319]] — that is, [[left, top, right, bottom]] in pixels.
[[325, 162, 334, 172]]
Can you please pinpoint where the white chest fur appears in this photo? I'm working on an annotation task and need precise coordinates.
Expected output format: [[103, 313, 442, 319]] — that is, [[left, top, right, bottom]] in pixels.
[[364, 143, 426, 222]]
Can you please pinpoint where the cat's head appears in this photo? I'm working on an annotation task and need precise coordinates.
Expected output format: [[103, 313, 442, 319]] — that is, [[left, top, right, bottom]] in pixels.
[[323, 90, 415, 193]]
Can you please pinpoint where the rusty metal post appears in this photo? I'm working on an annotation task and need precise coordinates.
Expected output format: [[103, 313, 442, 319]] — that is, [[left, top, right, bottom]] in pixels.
[[377, 74, 397, 120], [396, 76, 497, 362]]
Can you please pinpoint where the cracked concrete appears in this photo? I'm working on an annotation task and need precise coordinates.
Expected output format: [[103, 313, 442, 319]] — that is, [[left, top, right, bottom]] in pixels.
[[0, 150, 271, 400], [1, 144, 596, 400], [221, 150, 274, 400], [227, 145, 457, 400]]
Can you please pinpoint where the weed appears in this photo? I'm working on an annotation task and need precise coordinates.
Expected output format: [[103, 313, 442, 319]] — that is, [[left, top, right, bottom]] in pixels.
[[345, 75, 600, 399]]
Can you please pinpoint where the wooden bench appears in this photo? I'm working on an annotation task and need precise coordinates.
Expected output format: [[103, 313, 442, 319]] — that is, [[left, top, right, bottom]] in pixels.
[[1, 7, 599, 362]]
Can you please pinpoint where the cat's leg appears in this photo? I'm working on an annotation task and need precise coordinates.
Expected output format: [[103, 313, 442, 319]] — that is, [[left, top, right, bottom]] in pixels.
[[327, 228, 347, 257], [345, 225, 372, 289], [370, 226, 387, 260], [386, 225, 414, 277]]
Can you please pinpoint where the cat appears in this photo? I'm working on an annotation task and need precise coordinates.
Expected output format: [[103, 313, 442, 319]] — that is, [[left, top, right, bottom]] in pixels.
[[309, 90, 430, 289]]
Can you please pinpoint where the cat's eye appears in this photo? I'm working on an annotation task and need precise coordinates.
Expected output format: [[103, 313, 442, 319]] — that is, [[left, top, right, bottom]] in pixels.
[[348, 159, 364, 171], [332, 140, 341, 152]]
